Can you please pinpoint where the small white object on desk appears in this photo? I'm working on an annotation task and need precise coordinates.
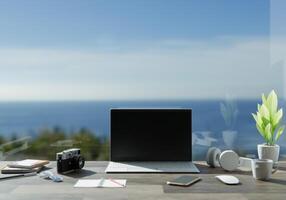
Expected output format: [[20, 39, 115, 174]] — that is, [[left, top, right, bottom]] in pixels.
[[74, 178, 127, 188], [215, 175, 240, 185], [38, 171, 63, 182]]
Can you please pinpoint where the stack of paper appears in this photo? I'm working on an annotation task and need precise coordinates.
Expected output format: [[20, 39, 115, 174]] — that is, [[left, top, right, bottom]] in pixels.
[[74, 179, 127, 188], [1, 159, 49, 174], [1, 166, 42, 174], [8, 159, 49, 169]]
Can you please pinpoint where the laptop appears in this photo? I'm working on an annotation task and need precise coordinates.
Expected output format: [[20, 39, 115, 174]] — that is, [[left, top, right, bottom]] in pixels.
[[105, 108, 199, 173]]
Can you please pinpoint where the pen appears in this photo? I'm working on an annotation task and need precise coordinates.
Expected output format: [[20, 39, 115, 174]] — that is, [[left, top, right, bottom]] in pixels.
[[109, 178, 125, 187]]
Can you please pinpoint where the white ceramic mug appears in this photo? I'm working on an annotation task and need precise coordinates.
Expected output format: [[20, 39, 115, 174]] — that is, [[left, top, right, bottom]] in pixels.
[[251, 159, 273, 180]]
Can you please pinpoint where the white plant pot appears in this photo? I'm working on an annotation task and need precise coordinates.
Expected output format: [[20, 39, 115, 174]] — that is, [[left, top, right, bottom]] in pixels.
[[222, 130, 237, 148], [257, 144, 280, 163]]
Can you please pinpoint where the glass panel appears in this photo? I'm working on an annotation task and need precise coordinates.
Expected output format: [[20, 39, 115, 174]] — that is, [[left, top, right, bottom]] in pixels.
[[0, 0, 284, 161], [271, 0, 286, 160]]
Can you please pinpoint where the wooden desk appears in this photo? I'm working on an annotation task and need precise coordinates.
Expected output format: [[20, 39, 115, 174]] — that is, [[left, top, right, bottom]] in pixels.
[[0, 161, 285, 200]]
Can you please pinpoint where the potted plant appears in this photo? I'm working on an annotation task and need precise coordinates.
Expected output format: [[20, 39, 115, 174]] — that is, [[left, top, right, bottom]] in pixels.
[[220, 97, 239, 148], [252, 90, 285, 163]]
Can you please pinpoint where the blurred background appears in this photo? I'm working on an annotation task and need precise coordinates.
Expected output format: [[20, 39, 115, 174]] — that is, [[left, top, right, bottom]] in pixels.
[[0, 0, 285, 161]]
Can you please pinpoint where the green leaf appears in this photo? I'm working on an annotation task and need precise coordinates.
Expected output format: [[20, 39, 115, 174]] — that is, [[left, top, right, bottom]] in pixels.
[[262, 94, 268, 108], [261, 117, 270, 128], [260, 104, 270, 120], [268, 90, 278, 115], [275, 126, 285, 142], [252, 113, 257, 122], [256, 124, 266, 139], [265, 123, 272, 144], [257, 104, 261, 112], [273, 109, 283, 126], [256, 112, 263, 127]]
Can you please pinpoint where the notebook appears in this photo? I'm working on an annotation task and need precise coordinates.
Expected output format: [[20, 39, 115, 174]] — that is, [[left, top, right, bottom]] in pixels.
[[1, 166, 43, 174], [74, 179, 127, 188], [8, 159, 49, 169]]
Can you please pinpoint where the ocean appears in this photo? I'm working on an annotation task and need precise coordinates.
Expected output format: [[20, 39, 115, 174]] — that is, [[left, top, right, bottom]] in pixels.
[[0, 100, 285, 157]]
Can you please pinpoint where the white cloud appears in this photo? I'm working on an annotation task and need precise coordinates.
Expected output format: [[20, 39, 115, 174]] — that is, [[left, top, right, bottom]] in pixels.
[[0, 37, 282, 100]]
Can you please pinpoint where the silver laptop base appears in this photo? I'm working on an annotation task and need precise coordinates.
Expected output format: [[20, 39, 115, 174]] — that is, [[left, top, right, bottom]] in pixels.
[[105, 161, 200, 173]]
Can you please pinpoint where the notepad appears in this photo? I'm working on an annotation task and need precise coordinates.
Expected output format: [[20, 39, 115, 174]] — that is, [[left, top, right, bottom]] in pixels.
[[74, 179, 127, 188], [1, 166, 43, 174], [8, 159, 49, 169]]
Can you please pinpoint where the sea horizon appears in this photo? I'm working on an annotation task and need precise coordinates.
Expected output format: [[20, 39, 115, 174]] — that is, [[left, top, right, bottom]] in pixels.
[[0, 99, 285, 156]]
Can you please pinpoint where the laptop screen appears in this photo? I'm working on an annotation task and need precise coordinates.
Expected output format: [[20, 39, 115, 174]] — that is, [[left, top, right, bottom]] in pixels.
[[110, 109, 192, 161]]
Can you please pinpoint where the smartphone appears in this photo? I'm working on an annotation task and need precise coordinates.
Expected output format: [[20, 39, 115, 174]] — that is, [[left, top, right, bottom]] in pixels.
[[166, 176, 201, 186]]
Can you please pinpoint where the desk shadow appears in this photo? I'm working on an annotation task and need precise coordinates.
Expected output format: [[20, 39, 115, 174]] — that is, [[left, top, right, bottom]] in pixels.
[[278, 166, 286, 171], [40, 166, 53, 171], [62, 169, 96, 178], [268, 178, 286, 185], [196, 163, 251, 175]]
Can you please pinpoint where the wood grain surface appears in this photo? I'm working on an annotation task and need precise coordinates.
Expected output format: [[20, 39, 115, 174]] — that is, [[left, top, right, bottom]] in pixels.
[[0, 161, 285, 200]]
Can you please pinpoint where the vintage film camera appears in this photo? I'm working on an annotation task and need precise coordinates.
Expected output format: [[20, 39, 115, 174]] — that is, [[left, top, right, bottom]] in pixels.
[[56, 148, 85, 174]]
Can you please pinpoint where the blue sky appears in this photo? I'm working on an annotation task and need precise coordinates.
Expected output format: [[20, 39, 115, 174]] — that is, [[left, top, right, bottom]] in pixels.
[[0, 0, 279, 100], [0, 0, 269, 48]]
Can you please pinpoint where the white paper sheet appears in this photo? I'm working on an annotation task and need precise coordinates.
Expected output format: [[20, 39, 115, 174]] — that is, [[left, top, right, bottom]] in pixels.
[[74, 179, 126, 188]]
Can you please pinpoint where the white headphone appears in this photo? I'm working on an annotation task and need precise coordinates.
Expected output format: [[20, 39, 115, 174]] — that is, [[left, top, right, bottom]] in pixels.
[[206, 147, 279, 174], [206, 147, 250, 171]]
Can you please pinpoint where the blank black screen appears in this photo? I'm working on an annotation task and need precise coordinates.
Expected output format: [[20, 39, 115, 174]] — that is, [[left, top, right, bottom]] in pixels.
[[110, 109, 192, 161]]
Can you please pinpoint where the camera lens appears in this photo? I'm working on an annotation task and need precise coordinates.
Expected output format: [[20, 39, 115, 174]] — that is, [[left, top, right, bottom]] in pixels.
[[77, 156, 85, 169]]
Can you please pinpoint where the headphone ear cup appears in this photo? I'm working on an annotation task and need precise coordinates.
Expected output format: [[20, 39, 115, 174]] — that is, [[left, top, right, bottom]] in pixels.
[[219, 150, 239, 171], [206, 147, 221, 168]]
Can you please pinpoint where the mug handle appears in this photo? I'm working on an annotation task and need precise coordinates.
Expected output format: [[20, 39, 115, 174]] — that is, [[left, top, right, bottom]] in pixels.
[[272, 162, 279, 174]]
